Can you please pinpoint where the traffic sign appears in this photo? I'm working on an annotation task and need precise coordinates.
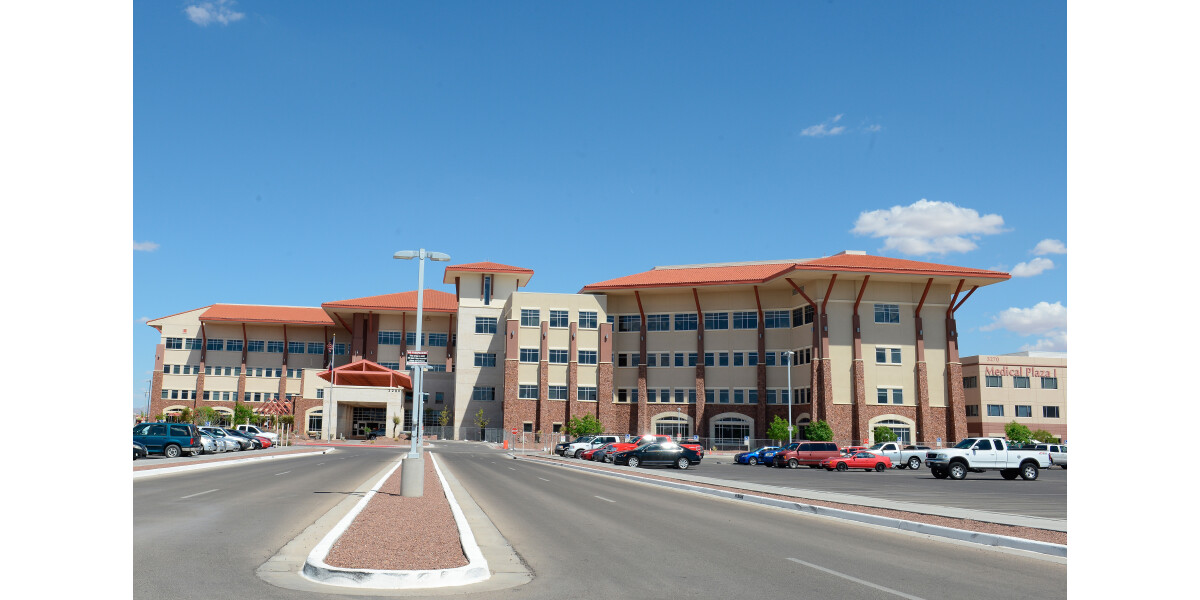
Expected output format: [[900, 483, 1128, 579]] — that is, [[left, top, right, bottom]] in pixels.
[[511, 427, 518, 435], [407, 351, 428, 365]]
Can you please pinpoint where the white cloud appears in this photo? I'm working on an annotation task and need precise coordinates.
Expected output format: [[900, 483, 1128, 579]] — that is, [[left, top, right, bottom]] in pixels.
[[137, 316, 151, 324], [864, 124, 882, 133], [800, 114, 846, 137], [133, 240, 159, 252], [1010, 257, 1054, 277], [1020, 331, 1068, 352], [981, 301, 1066, 336], [1032, 238, 1067, 255], [851, 199, 1006, 255], [185, 1, 245, 26]]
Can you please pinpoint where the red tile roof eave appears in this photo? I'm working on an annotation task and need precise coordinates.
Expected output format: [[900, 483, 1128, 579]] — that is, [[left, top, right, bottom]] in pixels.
[[787, 264, 1010, 280], [579, 267, 1009, 292], [578, 277, 787, 293], [200, 316, 336, 326], [319, 303, 457, 313]]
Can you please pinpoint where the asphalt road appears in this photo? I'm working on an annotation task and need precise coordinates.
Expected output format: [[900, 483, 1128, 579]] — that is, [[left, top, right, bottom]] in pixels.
[[436, 442, 1066, 599], [555, 450, 1068, 519], [133, 442, 1065, 599]]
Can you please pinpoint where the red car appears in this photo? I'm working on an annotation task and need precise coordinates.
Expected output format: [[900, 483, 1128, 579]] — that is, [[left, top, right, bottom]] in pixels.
[[840, 445, 867, 455], [821, 451, 892, 472], [581, 443, 613, 461], [253, 435, 272, 449]]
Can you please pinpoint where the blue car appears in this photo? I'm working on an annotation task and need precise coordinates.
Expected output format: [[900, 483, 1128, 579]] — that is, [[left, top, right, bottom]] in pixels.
[[734, 446, 780, 465]]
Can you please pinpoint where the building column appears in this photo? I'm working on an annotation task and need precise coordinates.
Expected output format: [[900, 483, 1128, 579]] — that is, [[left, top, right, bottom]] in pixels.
[[567, 321, 578, 429], [635, 291, 649, 435], [913, 279, 933, 445], [945, 315, 967, 443], [365, 313, 380, 362], [538, 320, 550, 434], [399, 314, 408, 370], [850, 277, 869, 443], [445, 314, 456, 373], [196, 324, 207, 411], [351, 313, 365, 361], [150, 343, 165, 417], [753, 286, 767, 440], [597, 322, 614, 430], [692, 289, 707, 439], [503, 319, 520, 432]]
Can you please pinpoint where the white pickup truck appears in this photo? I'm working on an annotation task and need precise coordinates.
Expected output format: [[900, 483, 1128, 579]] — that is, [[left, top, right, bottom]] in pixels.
[[236, 424, 279, 442], [867, 442, 934, 470], [923, 437, 1051, 480]]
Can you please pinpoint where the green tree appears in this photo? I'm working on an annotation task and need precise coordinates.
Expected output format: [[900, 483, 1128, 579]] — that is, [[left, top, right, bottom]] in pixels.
[[766, 416, 792, 444], [566, 414, 604, 438], [439, 408, 452, 427], [196, 407, 220, 425], [153, 413, 165, 422], [178, 407, 193, 424], [1030, 429, 1060, 444], [872, 425, 898, 443], [393, 414, 402, 439], [804, 419, 834, 442], [1005, 421, 1033, 444], [279, 415, 294, 428], [473, 409, 490, 431], [233, 403, 255, 426]]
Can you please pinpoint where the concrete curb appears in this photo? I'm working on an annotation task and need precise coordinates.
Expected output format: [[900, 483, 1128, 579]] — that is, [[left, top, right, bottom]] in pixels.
[[301, 453, 491, 589], [516, 455, 1067, 558], [132, 448, 335, 479]]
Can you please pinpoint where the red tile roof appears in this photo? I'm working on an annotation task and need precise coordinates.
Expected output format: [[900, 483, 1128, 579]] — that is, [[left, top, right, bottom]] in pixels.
[[444, 261, 534, 274], [579, 254, 1009, 292], [200, 304, 335, 325], [317, 360, 412, 389], [322, 289, 458, 313]]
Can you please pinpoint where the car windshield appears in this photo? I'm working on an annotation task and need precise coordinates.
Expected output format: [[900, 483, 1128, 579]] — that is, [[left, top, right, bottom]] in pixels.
[[953, 438, 978, 449], [869, 442, 887, 450]]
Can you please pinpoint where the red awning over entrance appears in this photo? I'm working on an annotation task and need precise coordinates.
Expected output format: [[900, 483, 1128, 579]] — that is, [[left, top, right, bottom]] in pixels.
[[317, 359, 412, 389]]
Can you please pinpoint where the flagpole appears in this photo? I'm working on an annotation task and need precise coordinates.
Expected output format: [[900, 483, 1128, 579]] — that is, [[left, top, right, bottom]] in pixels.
[[327, 333, 336, 441]]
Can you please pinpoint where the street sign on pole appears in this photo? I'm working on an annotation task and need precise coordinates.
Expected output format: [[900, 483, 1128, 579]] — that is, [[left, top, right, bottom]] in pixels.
[[407, 351, 428, 365], [511, 427, 518, 435]]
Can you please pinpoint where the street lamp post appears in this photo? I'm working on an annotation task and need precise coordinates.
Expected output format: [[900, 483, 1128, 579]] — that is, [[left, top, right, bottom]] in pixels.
[[393, 248, 451, 497], [783, 351, 795, 444]]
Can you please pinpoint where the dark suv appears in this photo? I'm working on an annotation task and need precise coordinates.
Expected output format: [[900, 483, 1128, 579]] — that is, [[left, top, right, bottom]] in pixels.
[[132, 422, 203, 458]]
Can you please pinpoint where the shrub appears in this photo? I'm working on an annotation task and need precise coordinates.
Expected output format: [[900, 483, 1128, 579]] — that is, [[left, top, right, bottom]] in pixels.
[[233, 403, 255, 426], [473, 409, 490, 429], [567, 414, 604, 438], [1004, 421, 1033, 444], [805, 419, 833, 442], [872, 425, 898, 443], [1030, 429, 1060, 444], [766, 416, 792, 444], [178, 407, 193, 424]]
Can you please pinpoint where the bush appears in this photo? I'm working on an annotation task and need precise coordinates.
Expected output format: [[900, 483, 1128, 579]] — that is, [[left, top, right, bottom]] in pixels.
[[766, 416, 792, 444], [567, 414, 604, 438], [196, 407, 220, 425], [1005, 421, 1033, 444], [473, 409, 490, 429], [1030, 429, 1060, 444], [872, 426, 898, 443], [233, 403, 255, 426], [805, 419, 833, 442]]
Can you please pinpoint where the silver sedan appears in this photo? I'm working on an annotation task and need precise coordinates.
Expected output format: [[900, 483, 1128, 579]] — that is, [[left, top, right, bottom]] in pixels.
[[200, 427, 245, 451]]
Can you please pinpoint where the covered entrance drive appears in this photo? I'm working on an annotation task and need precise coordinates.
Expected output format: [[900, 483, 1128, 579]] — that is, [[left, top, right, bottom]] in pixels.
[[317, 360, 411, 440]]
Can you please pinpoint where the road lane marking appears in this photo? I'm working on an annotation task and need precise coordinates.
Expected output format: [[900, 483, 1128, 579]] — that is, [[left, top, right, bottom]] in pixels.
[[538, 477, 550, 482], [316, 463, 324, 465], [786, 558, 927, 600], [595, 496, 615, 502], [508, 467, 516, 471], [180, 489, 219, 499], [275, 471, 291, 476]]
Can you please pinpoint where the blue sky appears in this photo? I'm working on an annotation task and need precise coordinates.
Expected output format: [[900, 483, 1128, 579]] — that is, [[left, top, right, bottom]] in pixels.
[[132, 1, 1067, 411]]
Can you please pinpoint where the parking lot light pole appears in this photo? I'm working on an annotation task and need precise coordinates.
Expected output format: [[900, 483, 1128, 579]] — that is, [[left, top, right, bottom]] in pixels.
[[783, 350, 795, 444], [393, 248, 451, 497]]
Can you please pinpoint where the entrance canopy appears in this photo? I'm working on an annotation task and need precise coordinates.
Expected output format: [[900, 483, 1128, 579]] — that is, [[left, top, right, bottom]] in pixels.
[[317, 359, 412, 389]]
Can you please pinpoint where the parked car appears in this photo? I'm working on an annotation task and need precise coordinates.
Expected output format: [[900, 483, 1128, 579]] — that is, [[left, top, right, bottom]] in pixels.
[[606, 434, 705, 459], [590, 443, 621, 462], [772, 441, 842, 468], [564, 435, 623, 459], [201, 426, 250, 450], [734, 446, 780, 466], [840, 445, 868, 455], [821, 451, 893, 472], [197, 431, 218, 455], [924, 437, 1050, 480], [1032, 443, 1067, 469], [236, 424, 279, 442], [223, 428, 263, 449], [866, 442, 934, 470], [253, 435, 273, 449], [611, 442, 703, 469], [132, 422, 203, 458], [134, 441, 148, 460]]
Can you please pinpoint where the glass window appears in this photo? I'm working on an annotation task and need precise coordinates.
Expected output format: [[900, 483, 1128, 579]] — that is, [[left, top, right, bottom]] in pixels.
[[519, 348, 539, 363], [892, 388, 903, 404], [474, 353, 496, 367], [974, 439, 993, 450], [674, 313, 697, 331], [877, 388, 889, 404], [792, 305, 814, 327], [165, 337, 182, 350], [267, 341, 284, 353], [518, 384, 538, 399], [618, 315, 641, 332], [987, 404, 1004, 417], [1043, 406, 1060, 418], [674, 352, 685, 367], [483, 275, 492, 305], [475, 317, 497, 334], [207, 338, 224, 351], [965, 405, 979, 417], [307, 410, 323, 433], [579, 311, 598, 329], [307, 341, 323, 354], [316, 388, 324, 399], [472, 386, 496, 401], [718, 352, 729, 367], [704, 352, 715, 367], [748, 389, 758, 404], [549, 349, 569, 364], [578, 387, 597, 401], [578, 350, 597, 365], [549, 310, 569, 328], [288, 341, 305, 354], [747, 352, 758, 366], [704, 312, 728, 330], [1016, 405, 1032, 418], [874, 304, 900, 324], [185, 338, 203, 350], [732, 311, 757, 329], [427, 333, 448, 347], [733, 390, 744, 404], [224, 339, 242, 352], [764, 310, 790, 328], [962, 376, 978, 389], [646, 314, 670, 331], [1041, 377, 1058, 389], [549, 385, 567, 400], [380, 362, 400, 370], [521, 309, 540, 327], [334, 343, 347, 355], [765, 351, 776, 366], [719, 389, 730, 404], [985, 375, 1003, 388], [1013, 376, 1030, 389]]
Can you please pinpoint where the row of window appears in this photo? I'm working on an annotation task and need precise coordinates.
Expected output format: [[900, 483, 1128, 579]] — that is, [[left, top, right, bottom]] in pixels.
[[967, 405, 1062, 419], [162, 365, 303, 378], [513, 349, 600, 365], [378, 331, 451, 347], [160, 389, 294, 402], [519, 309, 599, 329], [615, 349, 812, 368], [615, 309, 801, 333], [963, 376, 1059, 389], [614, 387, 813, 405], [165, 337, 347, 355]]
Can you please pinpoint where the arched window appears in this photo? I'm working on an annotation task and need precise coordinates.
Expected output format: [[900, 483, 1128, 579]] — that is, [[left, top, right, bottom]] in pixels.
[[870, 416, 914, 444], [306, 408, 324, 434], [652, 412, 693, 438], [710, 413, 753, 450]]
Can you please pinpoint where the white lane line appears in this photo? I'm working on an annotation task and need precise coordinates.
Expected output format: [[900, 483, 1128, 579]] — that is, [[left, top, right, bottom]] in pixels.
[[316, 463, 324, 465], [274, 471, 291, 476], [538, 477, 550, 482], [508, 467, 516, 471], [180, 489, 219, 499], [595, 496, 615, 503], [787, 558, 927, 600]]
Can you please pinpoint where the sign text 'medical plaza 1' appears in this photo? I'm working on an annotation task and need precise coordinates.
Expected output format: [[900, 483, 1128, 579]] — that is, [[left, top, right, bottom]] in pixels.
[[983, 365, 1058, 379]]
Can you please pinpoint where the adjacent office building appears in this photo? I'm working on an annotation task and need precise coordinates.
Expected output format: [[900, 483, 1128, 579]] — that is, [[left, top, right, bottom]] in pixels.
[[961, 352, 1068, 441]]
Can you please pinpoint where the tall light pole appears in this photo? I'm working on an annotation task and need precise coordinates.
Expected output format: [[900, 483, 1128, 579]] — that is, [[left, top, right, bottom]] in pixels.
[[393, 248, 451, 497], [783, 350, 795, 444]]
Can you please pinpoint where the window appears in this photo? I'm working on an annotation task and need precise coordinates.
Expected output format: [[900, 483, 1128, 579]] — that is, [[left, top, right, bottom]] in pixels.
[[523, 422, 533, 433], [307, 342, 323, 354], [579, 311, 597, 329], [316, 388, 324, 399], [646, 314, 670, 331], [549, 385, 567, 400], [617, 353, 628, 367], [618, 315, 641, 332], [472, 386, 496, 401], [733, 390, 744, 404], [267, 341, 284, 353], [184, 338, 203, 350], [222, 339, 241, 352], [877, 388, 903, 404], [747, 352, 758, 366], [549, 349, 569, 364], [674, 313, 698, 331], [427, 333, 448, 347], [475, 317, 497, 334], [876, 347, 902, 364], [985, 375, 1003, 388], [206, 338, 224, 351], [518, 384, 538, 399], [578, 350, 597, 365], [987, 404, 1004, 417], [717, 352, 729, 367], [704, 352, 715, 367], [704, 312, 728, 330], [765, 351, 776, 366], [1043, 406, 1060, 418], [764, 310, 790, 328], [733, 352, 745, 367], [1013, 376, 1030, 389], [1016, 405, 1032, 418], [380, 362, 400, 370], [963, 376, 978, 389], [165, 337, 182, 349], [796, 388, 810, 404], [307, 410, 323, 433], [287, 368, 303, 378], [435, 392, 444, 404], [792, 305, 814, 327], [549, 310, 569, 328], [874, 304, 900, 324], [521, 309, 540, 327], [578, 386, 597, 401], [519, 348, 539, 363], [288, 341, 305, 354], [474, 353, 496, 367], [966, 405, 979, 417], [483, 275, 492, 305], [334, 343, 347, 355], [1041, 377, 1058, 389], [748, 389, 758, 404], [719, 389, 730, 404], [732, 311, 757, 329], [766, 389, 777, 404]]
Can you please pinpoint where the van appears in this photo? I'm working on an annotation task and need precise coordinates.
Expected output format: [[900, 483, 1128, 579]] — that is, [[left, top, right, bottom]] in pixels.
[[772, 441, 841, 468], [133, 422, 203, 458]]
